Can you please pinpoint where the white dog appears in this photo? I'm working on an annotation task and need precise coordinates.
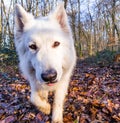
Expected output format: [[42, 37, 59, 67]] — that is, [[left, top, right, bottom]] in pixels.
[[14, 3, 76, 123]]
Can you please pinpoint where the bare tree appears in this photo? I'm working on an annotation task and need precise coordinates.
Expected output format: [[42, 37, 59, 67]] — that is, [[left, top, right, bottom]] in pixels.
[[0, 0, 120, 57]]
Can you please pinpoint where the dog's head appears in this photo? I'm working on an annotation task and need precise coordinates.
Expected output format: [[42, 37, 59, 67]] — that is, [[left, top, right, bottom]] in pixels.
[[14, 3, 75, 85]]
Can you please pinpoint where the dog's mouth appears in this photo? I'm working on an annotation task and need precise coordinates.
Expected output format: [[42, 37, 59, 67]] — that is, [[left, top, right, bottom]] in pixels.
[[47, 83, 55, 86], [46, 80, 57, 86]]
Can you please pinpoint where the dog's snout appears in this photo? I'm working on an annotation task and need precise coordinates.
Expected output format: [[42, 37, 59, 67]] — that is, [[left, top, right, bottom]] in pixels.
[[41, 69, 57, 83]]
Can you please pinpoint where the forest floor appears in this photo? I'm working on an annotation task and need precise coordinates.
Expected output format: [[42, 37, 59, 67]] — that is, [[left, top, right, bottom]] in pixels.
[[0, 60, 120, 123]]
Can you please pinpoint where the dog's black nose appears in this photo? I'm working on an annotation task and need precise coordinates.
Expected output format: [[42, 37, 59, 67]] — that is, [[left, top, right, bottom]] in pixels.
[[41, 69, 57, 83]]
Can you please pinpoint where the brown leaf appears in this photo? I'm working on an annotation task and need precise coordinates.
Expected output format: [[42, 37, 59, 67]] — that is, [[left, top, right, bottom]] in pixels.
[[90, 107, 98, 120], [112, 115, 120, 121], [107, 100, 114, 112]]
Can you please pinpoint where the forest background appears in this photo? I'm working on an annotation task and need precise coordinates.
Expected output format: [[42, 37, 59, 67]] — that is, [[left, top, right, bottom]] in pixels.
[[0, 0, 120, 65]]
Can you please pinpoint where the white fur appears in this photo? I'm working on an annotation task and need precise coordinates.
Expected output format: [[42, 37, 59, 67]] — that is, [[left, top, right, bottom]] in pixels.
[[14, 3, 76, 123]]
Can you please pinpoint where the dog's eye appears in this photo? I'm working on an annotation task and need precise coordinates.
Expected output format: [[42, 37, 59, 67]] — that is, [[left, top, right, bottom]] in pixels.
[[52, 41, 60, 48], [29, 44, 37, 50]]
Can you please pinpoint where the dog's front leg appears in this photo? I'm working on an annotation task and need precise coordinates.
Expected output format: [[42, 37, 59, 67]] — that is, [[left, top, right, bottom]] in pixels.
[[30, 89, 51, 115], [52, 82, 69, 123]]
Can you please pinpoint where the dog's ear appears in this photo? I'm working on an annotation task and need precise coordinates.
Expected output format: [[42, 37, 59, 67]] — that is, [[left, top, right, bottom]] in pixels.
[[51, 2, 71, 33], [14, 4, 33, 33]]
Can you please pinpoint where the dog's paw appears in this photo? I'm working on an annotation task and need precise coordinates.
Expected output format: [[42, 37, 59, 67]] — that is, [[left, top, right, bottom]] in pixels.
[[52, 111, 63, 123], [38, 102, 51, 114]]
